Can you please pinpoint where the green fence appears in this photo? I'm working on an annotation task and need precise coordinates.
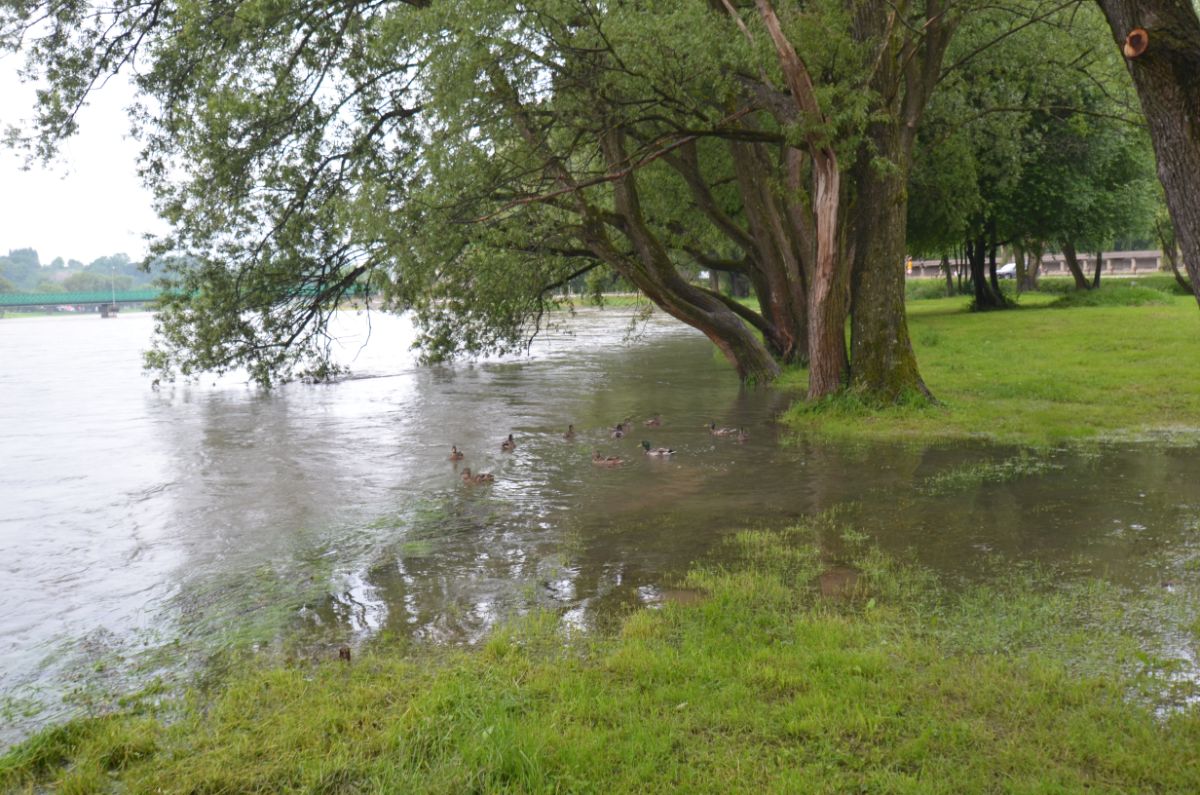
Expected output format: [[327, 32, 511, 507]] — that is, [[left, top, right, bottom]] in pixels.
[[0, 290, 160, 308]]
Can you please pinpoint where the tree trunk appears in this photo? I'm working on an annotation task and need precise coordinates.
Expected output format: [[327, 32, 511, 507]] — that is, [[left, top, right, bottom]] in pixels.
[[942, 254, 954, 295], [1061, 240, 1092, 290], [1013, 242, 1026, 294], [595, 128, 782, 383], [987, 222, 1004, 298], [848, 124, 930, 401], [1096, 0, 1200, 308], [967, 233, 1006, 309], [1022, 242, 1043, 291], [1092, 250, 1104, 288]]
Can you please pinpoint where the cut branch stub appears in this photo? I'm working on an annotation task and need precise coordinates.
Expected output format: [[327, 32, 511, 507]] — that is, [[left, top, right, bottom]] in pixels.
[[1123, 28, 1149, 59]]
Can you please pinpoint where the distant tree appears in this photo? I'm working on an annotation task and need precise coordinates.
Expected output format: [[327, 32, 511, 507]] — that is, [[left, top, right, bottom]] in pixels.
[[0, 275, 15, 293], [0, 252, 38, 289], [62, 271, 133, 292], [35, 280, 65, 293], [7, 248, 39, 269], [66, 259, 84, 270], [49, 256, 65, 269]]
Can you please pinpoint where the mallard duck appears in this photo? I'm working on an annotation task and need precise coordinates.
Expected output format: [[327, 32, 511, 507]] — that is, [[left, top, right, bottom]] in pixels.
[[643, 415, 662, 427], [736, 428, 749, 443], [449, 445, 465, 461], [460, 467, 495, 484], [500, 433, 516, 452], [641, 440, 675, 456], [563, 424, 576, 440], [708, 422, 736, 437], [610, 425, 625, 439], [592, 450, 625, 467]]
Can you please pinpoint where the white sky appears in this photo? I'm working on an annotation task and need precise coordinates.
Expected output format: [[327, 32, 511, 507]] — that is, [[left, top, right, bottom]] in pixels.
[[0, 55, 163, 265]]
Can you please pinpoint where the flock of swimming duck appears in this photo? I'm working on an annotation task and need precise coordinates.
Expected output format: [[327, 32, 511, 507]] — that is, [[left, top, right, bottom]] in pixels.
[[451, 416, 748, 484]]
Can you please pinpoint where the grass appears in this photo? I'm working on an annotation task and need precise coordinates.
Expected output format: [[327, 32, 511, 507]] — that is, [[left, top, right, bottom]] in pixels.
[[782, 289, 1200, 446], [3, 527, 1198, 793]]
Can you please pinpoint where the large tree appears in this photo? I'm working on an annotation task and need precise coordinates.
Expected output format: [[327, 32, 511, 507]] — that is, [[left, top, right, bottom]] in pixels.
[[1094, 0, 1200, 307], [2, 1, 982, 399]]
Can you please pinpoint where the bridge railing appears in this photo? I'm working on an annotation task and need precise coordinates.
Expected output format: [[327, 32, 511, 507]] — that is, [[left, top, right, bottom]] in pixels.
[[0, 290, 161, 308]]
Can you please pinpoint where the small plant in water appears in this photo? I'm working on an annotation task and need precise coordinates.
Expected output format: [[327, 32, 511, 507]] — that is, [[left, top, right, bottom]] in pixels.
[[919, 453, 1061, 495]]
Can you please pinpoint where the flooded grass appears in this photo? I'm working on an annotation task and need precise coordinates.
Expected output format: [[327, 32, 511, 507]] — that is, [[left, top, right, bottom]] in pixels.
[[917, 453, 1061, 495], [5, 527, 1198, 793], [781, 295, 1200, 446]]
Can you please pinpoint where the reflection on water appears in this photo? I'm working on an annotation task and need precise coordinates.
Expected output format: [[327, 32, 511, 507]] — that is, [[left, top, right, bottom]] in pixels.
[[1, 308, 1198, 745]]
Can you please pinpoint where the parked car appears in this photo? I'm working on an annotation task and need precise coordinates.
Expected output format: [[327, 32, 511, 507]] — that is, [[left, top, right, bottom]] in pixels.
[[997, 262, 1017, 279]]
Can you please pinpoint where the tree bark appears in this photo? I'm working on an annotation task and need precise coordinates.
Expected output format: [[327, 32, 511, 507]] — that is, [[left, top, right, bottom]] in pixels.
[[1022, 242, 1043, 291], [1061, 240, 1092, 290], [1096, 0, 1200, 308], [844, 0, 953, 402], [942, 254, 954, 295], [754, 0, 847, 398], [966, 233, 1006, 309], [597, 128, 781, 383], [849, 129, 930, 401], [1013, 242, 1026, 295], [1092, 250, 1104, 288]]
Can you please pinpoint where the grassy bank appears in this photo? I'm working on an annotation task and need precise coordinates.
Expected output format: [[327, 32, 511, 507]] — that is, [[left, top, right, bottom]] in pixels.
[[783, 287, 1200, 445], [4, 528, 1198, 793]]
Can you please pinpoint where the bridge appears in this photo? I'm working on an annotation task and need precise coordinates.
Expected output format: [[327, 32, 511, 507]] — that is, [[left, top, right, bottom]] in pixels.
[[0, 289, 160, 309]]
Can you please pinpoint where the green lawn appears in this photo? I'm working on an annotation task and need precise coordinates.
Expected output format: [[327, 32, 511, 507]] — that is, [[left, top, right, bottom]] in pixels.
[[4, 527, 1197, 793], [782, 291, 1200, 445]]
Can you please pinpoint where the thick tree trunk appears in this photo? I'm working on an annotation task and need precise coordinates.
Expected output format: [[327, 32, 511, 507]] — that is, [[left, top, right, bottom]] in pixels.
[[1061, 240, 1092, 290], [1096, 0, 1200, 308], [849, 129, 930, 401]]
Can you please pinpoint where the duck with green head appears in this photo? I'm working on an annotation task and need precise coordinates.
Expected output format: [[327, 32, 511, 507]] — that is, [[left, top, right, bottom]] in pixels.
[[641, 441, 675, 456]]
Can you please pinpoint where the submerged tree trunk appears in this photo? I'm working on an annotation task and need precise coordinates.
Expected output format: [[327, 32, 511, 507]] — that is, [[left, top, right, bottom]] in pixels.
[[1061, 240, 1092, 290], [1096, 0, 1200, 308]]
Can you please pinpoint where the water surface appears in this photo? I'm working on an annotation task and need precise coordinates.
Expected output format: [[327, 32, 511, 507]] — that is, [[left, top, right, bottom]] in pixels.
[[1, 309, 1197, 745]]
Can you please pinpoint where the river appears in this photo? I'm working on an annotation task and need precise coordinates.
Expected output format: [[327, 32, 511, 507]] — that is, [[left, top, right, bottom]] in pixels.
[[1, 309, 1198, 746]]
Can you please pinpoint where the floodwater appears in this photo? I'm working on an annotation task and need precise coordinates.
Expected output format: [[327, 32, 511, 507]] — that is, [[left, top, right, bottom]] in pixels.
[[1, 309, 1198, 745]]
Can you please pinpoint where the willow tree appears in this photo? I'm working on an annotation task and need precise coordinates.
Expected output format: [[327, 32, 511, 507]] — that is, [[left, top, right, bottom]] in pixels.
[[4, 0, 964, 400]]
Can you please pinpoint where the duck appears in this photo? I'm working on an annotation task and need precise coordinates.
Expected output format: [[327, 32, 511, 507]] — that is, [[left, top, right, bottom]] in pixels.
[[641, 440, 675, 456], [563, 424, 576, 440], [736, 428, 749, 443], [643, 415, 662, 427], [500, 433, 516, 452], [591, 450, 625, 467], [610, 425, 626, 439], [449, 445, 465, 461], [460, 467, 495, 484], [707, 422, 736, 437]]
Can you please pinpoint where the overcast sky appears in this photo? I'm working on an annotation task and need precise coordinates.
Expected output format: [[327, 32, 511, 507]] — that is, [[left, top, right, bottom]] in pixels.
[[1, 55, 163, 265]]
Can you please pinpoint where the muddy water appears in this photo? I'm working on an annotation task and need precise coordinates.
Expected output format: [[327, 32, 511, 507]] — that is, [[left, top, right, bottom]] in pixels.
[[1, 309, 1198, 744]]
